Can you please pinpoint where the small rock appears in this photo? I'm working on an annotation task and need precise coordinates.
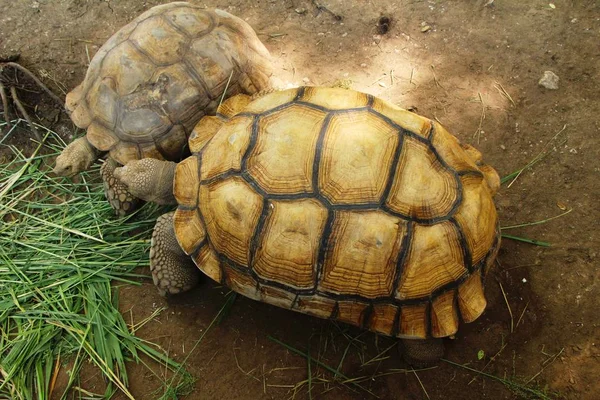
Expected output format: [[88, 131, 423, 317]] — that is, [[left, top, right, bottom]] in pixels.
[[294, 7, 306, 14], [378, 81, 387, 88], [500, 144, 506, 150], [302, 77, 310, 83], [342, 32, 348, 37], [421, 25, 431, 33], [538, 71, 559, 90], [360, 63, 367, 68], [522, 278, 527, 283]]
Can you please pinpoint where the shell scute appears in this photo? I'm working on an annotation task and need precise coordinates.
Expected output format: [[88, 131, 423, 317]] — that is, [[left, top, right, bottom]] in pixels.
[[129, 16, 187, 65], [319, 110, 399, 205], [247, 104, 325, 195], [199, 177, 262, 266]]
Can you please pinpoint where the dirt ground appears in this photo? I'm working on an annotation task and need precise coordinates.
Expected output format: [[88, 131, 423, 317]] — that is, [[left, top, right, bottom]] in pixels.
[[1, 0, 599, 399]]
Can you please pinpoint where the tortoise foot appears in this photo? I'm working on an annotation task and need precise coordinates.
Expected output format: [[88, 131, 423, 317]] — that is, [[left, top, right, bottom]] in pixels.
[[101, 158, 141, 216], [150, 212, 201, 296]]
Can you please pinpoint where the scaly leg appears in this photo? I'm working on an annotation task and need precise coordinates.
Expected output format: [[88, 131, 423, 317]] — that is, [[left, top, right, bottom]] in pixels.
[[150, 212, 201, 296], [100, 157, 140, 216]]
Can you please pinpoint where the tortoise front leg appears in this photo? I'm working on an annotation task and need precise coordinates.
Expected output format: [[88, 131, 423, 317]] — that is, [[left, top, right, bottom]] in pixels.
[[100, 157, 141, 216], [150, 212, 201, 296], [400, 338, 445, 368]]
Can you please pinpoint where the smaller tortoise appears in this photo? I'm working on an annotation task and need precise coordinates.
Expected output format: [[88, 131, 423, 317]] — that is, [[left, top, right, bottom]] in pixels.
[[115, 87, 501, 366], [53, 3, 274, 215]]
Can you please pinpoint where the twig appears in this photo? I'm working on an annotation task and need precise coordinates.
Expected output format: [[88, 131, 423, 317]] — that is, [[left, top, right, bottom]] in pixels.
[[0, 81, 10, 128], [525, 348, 564, 384], [412, 369, 430, 400], [10, 86, 41, 141], [409, 67, 415, 85], [498, 281, 513, 333], [2, 62, 64, 107], [515, 301, 529, 330]]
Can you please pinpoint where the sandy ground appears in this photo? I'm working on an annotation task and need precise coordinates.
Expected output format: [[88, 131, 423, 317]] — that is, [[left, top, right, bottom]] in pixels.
[[1, 0, 599, 399]]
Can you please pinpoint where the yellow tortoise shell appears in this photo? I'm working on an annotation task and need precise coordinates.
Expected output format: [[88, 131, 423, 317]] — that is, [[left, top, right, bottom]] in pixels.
[[65, 3, 272, 165], [173, 87, 501, 339]]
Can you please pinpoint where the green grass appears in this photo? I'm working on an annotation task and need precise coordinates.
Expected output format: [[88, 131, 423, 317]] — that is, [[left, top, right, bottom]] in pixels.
[[0, 120, 182, 399]]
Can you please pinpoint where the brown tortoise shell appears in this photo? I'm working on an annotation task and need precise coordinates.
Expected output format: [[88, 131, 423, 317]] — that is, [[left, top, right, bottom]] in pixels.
[[65, 3, 273, 165], [173, 87, 500, 339]]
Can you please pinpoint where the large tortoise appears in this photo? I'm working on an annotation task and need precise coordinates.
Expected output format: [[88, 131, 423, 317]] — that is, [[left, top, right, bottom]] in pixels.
[[114, 87, 501, 365], [53, 2, 273, 215]]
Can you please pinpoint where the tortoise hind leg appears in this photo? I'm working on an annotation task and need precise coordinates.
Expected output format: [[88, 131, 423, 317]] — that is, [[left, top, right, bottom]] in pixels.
[[100, 157, 141, 216], [150, 212, 201, 297], [400, 338, 445, 368]]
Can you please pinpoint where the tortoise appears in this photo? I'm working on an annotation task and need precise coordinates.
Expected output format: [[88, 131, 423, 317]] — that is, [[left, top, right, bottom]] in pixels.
[[114, 87, 501, 365], [53, 2, 274, 215]]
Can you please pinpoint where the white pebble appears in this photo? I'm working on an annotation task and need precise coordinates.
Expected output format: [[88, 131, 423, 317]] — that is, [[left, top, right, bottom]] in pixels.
[[522, 278, 527, 283], [538, 71, 559, 90]]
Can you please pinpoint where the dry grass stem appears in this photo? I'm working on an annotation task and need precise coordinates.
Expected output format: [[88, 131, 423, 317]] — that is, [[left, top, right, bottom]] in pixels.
[[430, 65, 445, 91], [493, 81, 515, 107], [412, 369, 430, 400], [473, 92, 486, 144], [498, 281, 514, 333], [525, 348, 564, 384], [506, 124, 567, 188], [515, 302, 529, 330], [501, 208, 572, 230]]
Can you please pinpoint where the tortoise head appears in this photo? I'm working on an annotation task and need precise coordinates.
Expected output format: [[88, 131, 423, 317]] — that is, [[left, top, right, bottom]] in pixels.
[[53, 137, 99, 177], [114, 159, 177, 205]]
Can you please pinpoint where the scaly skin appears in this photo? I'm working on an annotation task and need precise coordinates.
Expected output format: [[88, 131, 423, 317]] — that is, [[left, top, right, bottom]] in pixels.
[[100, 158, 140, 216], [114, 159, 177, 205], [53, 136, 100, 177], [150, 212, 201, 296]]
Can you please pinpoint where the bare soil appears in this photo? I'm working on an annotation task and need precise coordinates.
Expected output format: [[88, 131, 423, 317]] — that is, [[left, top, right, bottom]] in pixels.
[[1, 0, 599, 399]]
